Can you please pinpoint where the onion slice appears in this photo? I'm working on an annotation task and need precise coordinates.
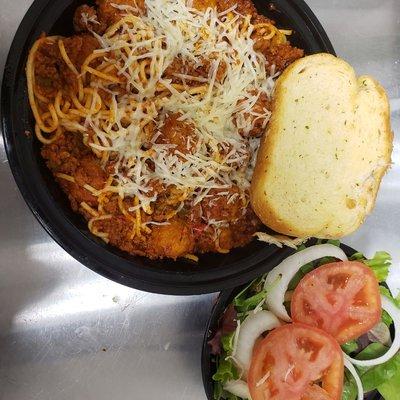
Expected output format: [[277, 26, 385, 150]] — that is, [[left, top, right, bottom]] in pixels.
[[264, 244, 348, 321], [345, 295, 400, 367], [235, 310, 280, 377], [223, 380, 251, 399], [344, 358, 363, 400]]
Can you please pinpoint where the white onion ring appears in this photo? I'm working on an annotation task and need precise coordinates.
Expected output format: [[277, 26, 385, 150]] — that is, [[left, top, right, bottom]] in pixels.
[[264, 244, 348, 321], [344, 358, 363, 400], [223, 379, 251, 399], [345, 295, 400, 367], [235, 310, 280, 377]]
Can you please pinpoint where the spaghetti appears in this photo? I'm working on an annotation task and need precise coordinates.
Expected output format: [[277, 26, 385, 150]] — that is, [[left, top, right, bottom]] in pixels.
[[26, 0, 303, 259]]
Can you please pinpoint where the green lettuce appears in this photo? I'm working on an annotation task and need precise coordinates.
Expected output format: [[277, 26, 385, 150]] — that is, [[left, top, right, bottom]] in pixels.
[[358, 345, 400, 392], [212, 358, 239, 383], [234, 290, 267, 314], [342, 340, 358, 354], [342, 370, 357, 400], [350, 251, 391, 282], [213, 383, 240, 400], [221, 333, 235, 354], [377, 373, 400, 400]]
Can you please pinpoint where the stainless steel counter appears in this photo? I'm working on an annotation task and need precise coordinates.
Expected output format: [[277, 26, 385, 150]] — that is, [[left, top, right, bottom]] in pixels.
[[0, 1, 399, 399]]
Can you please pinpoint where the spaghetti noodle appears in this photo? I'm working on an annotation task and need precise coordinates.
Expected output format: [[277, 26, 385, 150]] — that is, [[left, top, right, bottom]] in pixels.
[[27, 0, 303, 259]]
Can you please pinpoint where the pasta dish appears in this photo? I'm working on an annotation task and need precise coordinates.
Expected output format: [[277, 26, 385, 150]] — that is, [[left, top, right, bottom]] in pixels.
[[26, 0, 303, 259]]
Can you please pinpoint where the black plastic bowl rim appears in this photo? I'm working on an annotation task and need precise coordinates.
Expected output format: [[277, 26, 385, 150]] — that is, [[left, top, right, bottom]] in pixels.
[[1, 0, 335, 295], [201, 243, 383, 400]]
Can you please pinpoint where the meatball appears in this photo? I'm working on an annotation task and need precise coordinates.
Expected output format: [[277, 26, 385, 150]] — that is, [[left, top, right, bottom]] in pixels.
[[97, 0, 146, 26], [156, 113, 198, 156], [200, 186, 243, 222], [147, 218, 194, 259], [73, 5, 106, 34], [163, 57, 226, 85]]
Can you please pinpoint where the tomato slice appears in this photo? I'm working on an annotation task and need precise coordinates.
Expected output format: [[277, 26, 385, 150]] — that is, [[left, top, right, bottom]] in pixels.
[[291, 261, 382, 344], [248, 323, 343, 400]]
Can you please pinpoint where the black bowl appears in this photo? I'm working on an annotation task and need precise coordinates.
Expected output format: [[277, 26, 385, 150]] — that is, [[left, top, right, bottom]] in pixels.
[[201, 243, 382, 400], [1, 0, 335, 295]]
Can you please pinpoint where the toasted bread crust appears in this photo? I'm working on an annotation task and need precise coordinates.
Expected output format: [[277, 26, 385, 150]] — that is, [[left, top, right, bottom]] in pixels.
[[250, 53, 393, 239]]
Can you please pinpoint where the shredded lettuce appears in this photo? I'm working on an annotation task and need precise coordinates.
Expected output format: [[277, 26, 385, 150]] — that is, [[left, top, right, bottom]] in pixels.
[[350, 251, 392, 282]]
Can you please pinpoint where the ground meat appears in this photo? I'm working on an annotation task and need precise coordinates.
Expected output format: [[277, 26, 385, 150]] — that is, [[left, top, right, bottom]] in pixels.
[[199, 186, 243, 222], [34, 35, 99, 97], [151, 186, 185, 222], [163, 57, 226, 85], [96, 0, 146, 26], [42, 132, 259, 258], [251, 14, 274, 25], [235, 91, 272, 137], [34, 40, 64, 98], [156, 113, 198, 156], [60, 35, 100, 88], [193, 205, 261, 253], [41, 132, 107, 210], [32, 0, 303, 260], [230, 206, 262, 246], [73, 5, 107, 34]]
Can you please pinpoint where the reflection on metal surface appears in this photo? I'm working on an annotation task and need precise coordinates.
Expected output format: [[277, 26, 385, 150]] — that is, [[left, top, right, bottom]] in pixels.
[[0, 0, 400, 399]]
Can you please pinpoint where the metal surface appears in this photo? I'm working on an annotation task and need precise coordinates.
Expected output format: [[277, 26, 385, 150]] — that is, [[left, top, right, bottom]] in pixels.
[[0, 1, 399, 399]]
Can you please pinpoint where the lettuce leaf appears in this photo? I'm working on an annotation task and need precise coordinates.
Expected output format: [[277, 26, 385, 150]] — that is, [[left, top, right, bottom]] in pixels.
[[233, 277, 266, 315], [213, 383, 240, 400], [212, 358, 239, 383], [221, 333, 235, 354], [342, 370, 358, 400], [359, 348, 400, 392], [377, 372, 400, 400], [234, 290, 267, 314], [379, 286, 400, 327], [350, 251, 391, 282], [342, 340, 358, 354]]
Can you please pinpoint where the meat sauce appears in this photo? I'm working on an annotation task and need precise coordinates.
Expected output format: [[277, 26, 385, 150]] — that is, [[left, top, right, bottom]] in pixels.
[[37, 0, 303, 259]]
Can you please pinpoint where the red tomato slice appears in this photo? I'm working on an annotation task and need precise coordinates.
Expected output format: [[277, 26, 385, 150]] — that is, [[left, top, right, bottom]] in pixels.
[[291, 261, 382, 344], [248, 323, 343, 400]]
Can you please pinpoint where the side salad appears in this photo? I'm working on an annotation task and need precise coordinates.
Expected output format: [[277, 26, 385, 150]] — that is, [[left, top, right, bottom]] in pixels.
[[208, 242, 400, 400]]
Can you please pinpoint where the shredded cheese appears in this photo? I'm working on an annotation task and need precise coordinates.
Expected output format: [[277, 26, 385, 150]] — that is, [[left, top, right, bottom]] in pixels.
[[256, 371, 271, 387], [73, 0, 283, 227]]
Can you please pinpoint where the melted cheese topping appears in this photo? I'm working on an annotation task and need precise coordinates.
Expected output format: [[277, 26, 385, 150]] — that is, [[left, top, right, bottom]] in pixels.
[[84, 0, 280, 219]]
